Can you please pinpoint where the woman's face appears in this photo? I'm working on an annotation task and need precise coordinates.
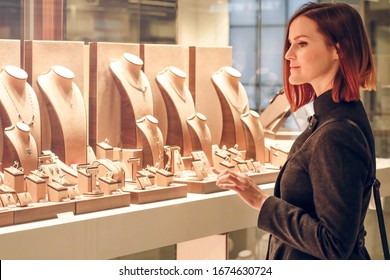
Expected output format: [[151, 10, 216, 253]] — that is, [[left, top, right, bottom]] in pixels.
[[285, 16, 340, 95]]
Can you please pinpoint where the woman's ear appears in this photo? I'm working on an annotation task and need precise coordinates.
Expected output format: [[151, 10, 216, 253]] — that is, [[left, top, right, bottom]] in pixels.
[[334, 43, 342, 59]]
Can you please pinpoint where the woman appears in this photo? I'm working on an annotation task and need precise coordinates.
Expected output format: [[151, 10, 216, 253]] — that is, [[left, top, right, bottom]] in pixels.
[[213, 2, 376, 259]]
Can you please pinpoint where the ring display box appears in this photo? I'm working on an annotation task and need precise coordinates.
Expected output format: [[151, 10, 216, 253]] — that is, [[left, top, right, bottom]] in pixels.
[[4, 166, 25, 193], [98, 176, 120, 195], [47, 182, 69, 202], [26, 174, 46, 202]]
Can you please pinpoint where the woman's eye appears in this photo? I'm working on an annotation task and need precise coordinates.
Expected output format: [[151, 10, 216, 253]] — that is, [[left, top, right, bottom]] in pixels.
[[298, 42, 307, 47]]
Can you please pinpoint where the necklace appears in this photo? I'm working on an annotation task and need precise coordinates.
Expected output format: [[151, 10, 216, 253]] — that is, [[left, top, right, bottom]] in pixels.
[[68, 85, 75, 108], [152, 132, 164, 166], [24, 142, 32, 156], [124, 72, 147, 95], [0, 76, 35, 126], [164, 72, 187, 102]]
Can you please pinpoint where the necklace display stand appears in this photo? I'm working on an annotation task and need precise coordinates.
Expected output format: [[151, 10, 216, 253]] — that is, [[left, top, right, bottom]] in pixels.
[[155, 66, 195, 157], [37, 65, 87, 165], [3, 122, 38, 176], [0, 66, 41, 162], [110, 53, 154, 148], [136, 115, 164, 168], [186, 113, 213, 166], [240, 110, 265, 162], [259, 88, 296, 140], [211, 66, 249, 150]]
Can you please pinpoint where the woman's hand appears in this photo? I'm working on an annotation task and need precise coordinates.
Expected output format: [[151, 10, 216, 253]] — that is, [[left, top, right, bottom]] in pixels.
[[212, 168, 269, 210]]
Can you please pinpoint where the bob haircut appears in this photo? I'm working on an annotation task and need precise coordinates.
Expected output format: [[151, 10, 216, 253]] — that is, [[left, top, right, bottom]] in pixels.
[[283, 2, 376, 112]]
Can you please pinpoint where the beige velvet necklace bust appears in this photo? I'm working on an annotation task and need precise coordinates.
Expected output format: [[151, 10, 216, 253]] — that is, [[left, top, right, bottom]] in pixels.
[[37, 65, 87, 165], [211, 66, 249, 149], [186, 113, 213, 165], [0, 66, 41, 160], [155, 66, 195, 156], [240, 110, 265, 162], [110, 53, 153, 148], [3, 122, 38, 174], [136, 115, 164, 168]]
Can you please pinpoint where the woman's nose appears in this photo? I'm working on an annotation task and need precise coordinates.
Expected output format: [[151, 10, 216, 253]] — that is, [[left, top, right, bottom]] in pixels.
[[284, 45, 295, 61]]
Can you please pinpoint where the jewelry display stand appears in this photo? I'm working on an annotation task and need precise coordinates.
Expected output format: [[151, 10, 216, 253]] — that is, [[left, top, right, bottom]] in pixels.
[[37, 65, 87, 165], [0, 66, 41, 162], [0, 40, 21, 167], [240, 110, 265, 162], [189, 46, 232, 146], [141, 44, 189, 142], [89, 42, 140, 149], [3, 122, 38, 174], [211, 66, 249, 149], [120, 115, 188, 204], [3, 122, 38, 175], [186, 113, 213, 166], [174, 177, 223, 194], [136, 115, 164, 168], [24, 40, 85, 152], [155, 66, 195, 156], [12, 200, 76, 225], [174, 150, 223, 194], [259, 88, 298, 140], [110, 53, 154, 148], [123, 182, 187, 204], [3, 164, 25, 193], [74, 192, 130, 215]]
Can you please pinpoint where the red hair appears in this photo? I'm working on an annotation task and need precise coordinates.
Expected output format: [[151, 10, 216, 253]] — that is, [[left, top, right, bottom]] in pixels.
[[283, 3, 376, 111]]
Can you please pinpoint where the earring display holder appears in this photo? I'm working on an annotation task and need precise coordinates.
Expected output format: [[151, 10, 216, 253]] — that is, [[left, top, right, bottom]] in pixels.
[[0, 193, 17, 207], [0, 184, 17, 196], [121, 148, 142, 181], [67, 186, 81, 200], [77, 165, 98, 194], [136, 169, 155, 184], [16, 192, 34, 207]]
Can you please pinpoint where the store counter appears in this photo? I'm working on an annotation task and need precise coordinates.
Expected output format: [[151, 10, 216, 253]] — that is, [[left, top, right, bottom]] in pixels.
[[0, 159, 389, 260]]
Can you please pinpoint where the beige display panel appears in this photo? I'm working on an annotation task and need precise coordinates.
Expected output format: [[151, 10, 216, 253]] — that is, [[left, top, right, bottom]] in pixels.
[[189, 46, 232, 146], [0, 40, 21, 169], [24, 40, 86, 164], [141, 44, 189, 143], [89, 42, 140, 150]]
